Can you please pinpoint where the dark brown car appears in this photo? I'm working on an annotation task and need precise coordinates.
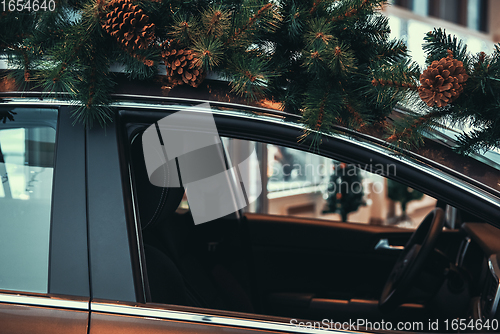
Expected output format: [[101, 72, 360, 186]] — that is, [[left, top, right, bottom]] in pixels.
[[1, 90, 499, 333]]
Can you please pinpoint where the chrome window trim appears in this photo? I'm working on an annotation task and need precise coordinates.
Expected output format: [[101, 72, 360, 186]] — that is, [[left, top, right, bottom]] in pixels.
[[0, 92, 300, 120], [128, 162, 147, 303], [0, 292, 89, 310], [488, 254, 500, 319], [91, 302, 363, 333]]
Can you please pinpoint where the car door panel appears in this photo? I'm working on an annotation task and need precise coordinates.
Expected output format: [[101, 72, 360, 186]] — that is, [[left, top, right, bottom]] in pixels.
[[245, 213, 461, 319], [0, 293, 89, 334], [91, 312, 284, 334], [0, 303, 88, 334], [90, 301, 325, 334], [247, 213, 409, 297], [113, 107, 469, 333]]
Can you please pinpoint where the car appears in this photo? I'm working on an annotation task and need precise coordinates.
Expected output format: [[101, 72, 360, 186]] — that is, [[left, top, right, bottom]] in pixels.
[[0, 79, 499, 334]]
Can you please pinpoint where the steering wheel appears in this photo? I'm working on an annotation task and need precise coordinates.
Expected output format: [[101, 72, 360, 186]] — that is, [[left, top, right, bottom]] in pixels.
[[379, 208, 445, 313]]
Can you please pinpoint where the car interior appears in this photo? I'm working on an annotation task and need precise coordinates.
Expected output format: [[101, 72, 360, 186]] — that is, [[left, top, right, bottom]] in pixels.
[[127, 118, 500, 327]]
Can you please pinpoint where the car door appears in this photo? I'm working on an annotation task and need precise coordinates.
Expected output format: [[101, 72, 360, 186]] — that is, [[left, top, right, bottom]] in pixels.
[[0, 105, 89, 334], [87, 108, 331, 334]]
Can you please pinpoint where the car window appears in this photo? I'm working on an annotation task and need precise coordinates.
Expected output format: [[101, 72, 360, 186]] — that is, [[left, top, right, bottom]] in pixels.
[[0, 109, 57, 293], [223, 137, 437, 229]]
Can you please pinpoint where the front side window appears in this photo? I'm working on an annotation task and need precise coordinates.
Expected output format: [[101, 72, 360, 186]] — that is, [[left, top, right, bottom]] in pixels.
[[0, 108, 57, 293], [224, 138, 437, 229]]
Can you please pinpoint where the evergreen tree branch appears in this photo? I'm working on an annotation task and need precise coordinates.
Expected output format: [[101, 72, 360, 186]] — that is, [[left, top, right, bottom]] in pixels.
[[202, 6, 231, 38], [331, 0, 385, 23], [423, 28, 470, 68], [225, 3, 274, 46], [309, 0, 322, 15], [192, 37, 224, 70], [387, 109, 450, 147]]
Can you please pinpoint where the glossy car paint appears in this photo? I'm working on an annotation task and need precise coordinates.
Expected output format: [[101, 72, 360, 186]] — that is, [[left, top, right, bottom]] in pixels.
[[0, 294, 88, 334]]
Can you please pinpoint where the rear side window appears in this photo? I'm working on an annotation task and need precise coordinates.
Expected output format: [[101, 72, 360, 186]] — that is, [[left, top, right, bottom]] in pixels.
[[0, 108, 57, 293]]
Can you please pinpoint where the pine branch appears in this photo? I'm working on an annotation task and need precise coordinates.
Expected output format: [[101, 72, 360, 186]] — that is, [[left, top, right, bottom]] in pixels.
[[302, 45, 330, 77], [423, 28, 470, 68], [301, 82, 343, 133], [192, 37, 224, 70], [330, 0, 384, 23], [371, 78, 417, 90], [67, 0, 116, 127], [225, 3, 275, 46], [304, 18, 334, 48], [327, 43, 357, 76], [118, 47, 159, 79], [456, 127, 500, 155], [375, 38, 408, 64], [2, 0, 498, 156], [202, 6, 231, 38], [169, 14, 199, 45], [387, 109, 450, 147], [283, 1, 304, 41], [72, 55, 115, 127], [345, 102, 365, 129], [309, 0, 322, 15], [48, 31, 86, 84], [227, 54, 275, 100], [7, 45, 31, 82], [368, 59, 420, 113]]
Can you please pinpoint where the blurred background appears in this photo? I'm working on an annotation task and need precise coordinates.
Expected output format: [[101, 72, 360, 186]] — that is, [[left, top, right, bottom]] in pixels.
[[384, 0, 498, 66]]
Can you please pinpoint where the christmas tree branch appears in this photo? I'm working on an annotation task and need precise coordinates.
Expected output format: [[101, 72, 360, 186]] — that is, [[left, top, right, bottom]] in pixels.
[[225, 3, 274, 46], [331, 0, 371, 23], [202, 6, 231, 38], [387, 109, 450, 144], [346, 102, 365, 129], [7, 44, 31, 82], [309, 0, 322, 15]]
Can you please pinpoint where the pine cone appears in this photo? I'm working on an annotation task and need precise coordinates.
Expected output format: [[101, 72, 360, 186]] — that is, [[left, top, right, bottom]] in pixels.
[[418, 50, 468, 107], [101, 0, 155, 51], [161, 40, 204, 88]]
